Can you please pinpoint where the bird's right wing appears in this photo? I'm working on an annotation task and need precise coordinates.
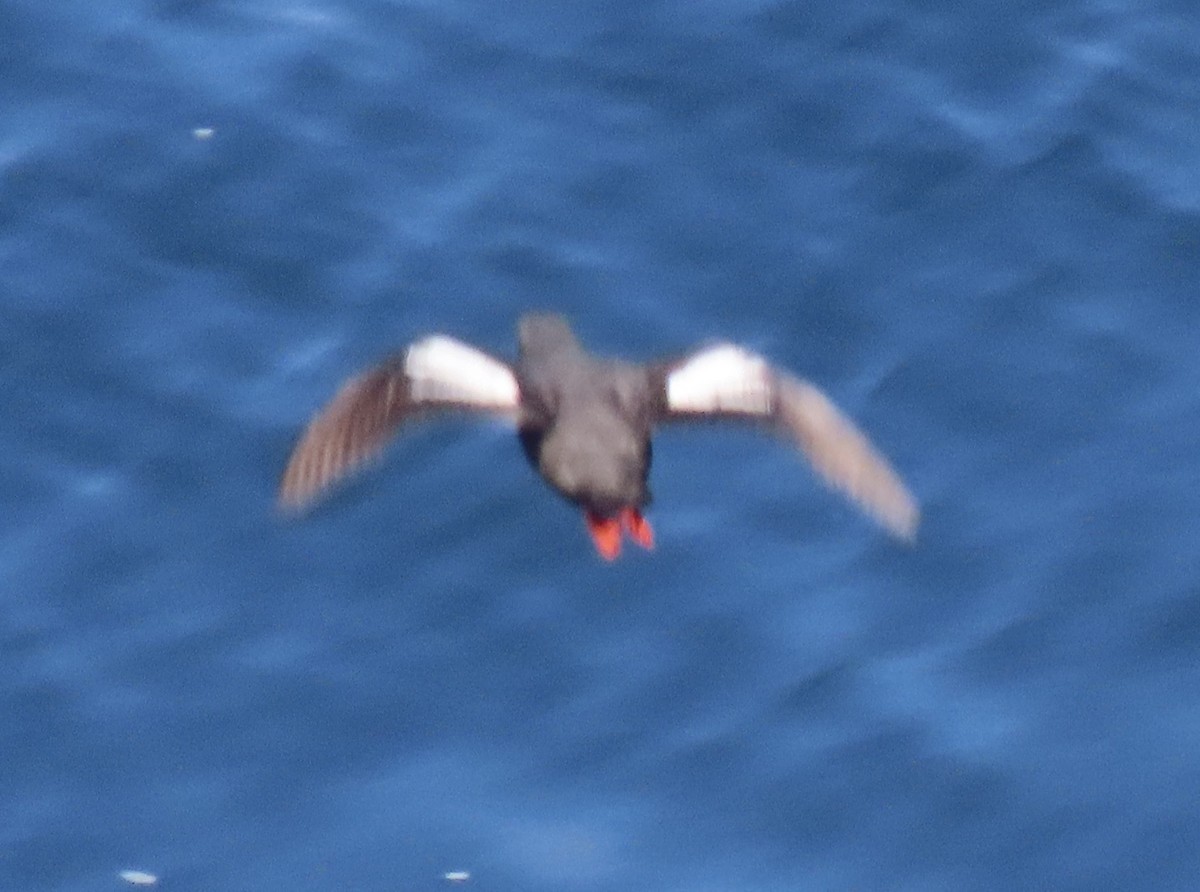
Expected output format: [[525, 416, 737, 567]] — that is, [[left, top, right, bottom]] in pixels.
[[278, 336, 519, 512], [651, 344, 919, 541]]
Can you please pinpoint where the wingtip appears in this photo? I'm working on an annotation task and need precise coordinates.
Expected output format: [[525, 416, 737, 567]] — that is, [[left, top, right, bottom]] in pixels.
[[856, 478, 920, 544], [772, 374, 921, 545], [275, 489, 310, 519], [276, 450, 319, 515], [885, 502, 921, 544]]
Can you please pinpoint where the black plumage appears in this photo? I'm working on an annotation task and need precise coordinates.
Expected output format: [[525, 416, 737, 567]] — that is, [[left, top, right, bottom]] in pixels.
[[279, 313, 918, 557]]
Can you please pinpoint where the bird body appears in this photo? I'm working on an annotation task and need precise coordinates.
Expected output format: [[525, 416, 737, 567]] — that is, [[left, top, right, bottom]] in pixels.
[[279, 314, 918, 559]]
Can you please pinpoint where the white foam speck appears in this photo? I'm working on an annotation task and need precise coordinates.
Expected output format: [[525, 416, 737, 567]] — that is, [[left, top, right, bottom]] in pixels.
[[119, 869, 158, 886]]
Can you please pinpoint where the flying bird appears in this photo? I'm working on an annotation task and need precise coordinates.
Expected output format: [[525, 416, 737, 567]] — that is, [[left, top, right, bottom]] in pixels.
[[279, 314, 918, 559]]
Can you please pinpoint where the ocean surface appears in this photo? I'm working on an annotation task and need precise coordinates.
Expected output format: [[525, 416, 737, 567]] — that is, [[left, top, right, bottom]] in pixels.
[[3, 1, 1199, 890]]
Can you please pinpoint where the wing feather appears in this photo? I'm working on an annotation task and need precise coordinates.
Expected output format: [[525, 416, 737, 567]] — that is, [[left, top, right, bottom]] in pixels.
[[278, 336, 518, 512], [774, 374, 919, 540], [657, 344, 919, 540]]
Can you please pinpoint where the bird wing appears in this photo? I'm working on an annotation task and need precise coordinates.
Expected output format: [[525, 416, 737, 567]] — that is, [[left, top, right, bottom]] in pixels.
[[278, 335, 519, 512], [652, 344, 919, 541]]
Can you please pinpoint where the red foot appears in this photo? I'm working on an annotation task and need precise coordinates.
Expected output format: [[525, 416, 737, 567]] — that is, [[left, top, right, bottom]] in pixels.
[[620, 508, 655, 551], [585, 512, 622, 561]]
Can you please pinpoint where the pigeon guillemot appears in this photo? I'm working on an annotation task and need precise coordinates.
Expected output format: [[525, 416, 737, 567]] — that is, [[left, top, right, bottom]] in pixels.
[[279, 313, 918, 559]]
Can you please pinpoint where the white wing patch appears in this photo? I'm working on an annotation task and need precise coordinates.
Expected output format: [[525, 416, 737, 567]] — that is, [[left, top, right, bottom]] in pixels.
[[404, 335, 519, 408], [666, 344, 773, 415]]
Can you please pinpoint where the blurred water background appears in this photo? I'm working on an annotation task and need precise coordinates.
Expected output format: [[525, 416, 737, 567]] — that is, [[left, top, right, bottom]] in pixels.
[[3, 0, 1200, 889]]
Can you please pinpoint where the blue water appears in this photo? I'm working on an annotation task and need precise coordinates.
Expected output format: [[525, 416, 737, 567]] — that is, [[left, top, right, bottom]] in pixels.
[[3, 1, 1199, 889]]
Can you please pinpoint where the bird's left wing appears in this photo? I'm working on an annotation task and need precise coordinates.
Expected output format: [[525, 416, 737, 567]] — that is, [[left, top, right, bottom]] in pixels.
[[650, 344, 919, 541], [278, 336, 519, 512]]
